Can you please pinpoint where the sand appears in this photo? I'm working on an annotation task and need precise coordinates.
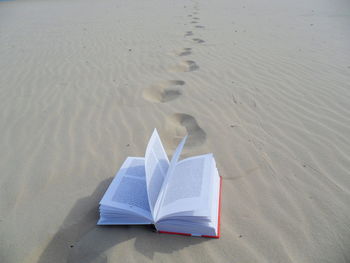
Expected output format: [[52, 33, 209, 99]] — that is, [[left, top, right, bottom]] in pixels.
[[1, 0, 350, 262]]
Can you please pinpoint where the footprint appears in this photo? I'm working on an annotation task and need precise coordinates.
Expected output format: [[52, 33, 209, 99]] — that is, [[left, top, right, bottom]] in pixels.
[[142, 80, 185, 103], [188, 14, 192, 17], [191, 21, 198, 24], [170, 60, 199, 72], [193, 38, 205, 43], [193, 17, 200, 20], [185, 31, 194, 36], [177, 48, 192, 56], [165, 113, 206, 148], [195, 25, 205, 29]]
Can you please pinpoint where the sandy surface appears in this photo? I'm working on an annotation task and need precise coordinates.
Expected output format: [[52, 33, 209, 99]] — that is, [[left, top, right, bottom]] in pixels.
[[1, 0, 350, 262]]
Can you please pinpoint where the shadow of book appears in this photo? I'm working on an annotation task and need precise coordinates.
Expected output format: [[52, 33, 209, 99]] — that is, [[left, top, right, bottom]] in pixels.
[[37, 178, 207, 263]]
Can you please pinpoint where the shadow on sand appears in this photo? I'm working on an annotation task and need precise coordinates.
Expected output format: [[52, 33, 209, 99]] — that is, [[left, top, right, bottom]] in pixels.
[[37, 178, 207, 263]]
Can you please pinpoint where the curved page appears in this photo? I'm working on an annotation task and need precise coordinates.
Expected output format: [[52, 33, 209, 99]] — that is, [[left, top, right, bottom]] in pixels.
[[154, 135, 187, 221], [157, 154, 214, 221], [145, 129, 170, 216]]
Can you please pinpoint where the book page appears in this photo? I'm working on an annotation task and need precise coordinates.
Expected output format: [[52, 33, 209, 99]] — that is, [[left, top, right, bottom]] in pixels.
[[163, 156, 205, 206], [155, 161, 220, 236], [156, 154, 213, 221], [111, 176, 150, 210], [144, 129, 170, 216], [99, 157, 152, 220], [154, 135, 187, 219]]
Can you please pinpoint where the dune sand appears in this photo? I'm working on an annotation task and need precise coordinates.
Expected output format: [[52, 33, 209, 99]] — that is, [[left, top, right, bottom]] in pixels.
[[1, 0, 350, 262]]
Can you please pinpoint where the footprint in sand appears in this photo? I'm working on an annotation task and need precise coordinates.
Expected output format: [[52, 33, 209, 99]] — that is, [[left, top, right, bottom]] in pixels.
[[193, 38, 205, 43], [142, 80, 185, 103], [170, 60, 199, 72], [177, 48, 192, 56], [191, 21, 198, 24], [185, 31, 194, 36], [193, 17, 200, 20], [195, 25, 205, 29], [165, 113, 206, 148]]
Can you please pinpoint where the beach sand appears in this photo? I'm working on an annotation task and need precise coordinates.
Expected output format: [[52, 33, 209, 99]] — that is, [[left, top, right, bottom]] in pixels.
[[1, 0, 350, 262]]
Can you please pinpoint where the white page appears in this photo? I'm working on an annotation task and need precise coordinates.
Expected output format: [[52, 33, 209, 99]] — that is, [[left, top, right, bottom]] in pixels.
[[154, 135, 187, 220], [99, 157, 152, 220], [111, 176, 149, 209], [156, 154, 213, 221], [144, 129, 170, 216]]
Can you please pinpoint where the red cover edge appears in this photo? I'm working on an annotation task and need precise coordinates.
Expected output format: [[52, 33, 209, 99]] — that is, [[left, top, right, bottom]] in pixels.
[[158, 176, 222, 238]]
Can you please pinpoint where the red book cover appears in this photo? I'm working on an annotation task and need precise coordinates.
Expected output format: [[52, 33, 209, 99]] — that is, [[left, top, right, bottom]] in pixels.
[[158, 176, 222, 238]]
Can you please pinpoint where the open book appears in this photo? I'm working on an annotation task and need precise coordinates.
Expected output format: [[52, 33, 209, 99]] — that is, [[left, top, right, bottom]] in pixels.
[[97, 129, 222, 238]]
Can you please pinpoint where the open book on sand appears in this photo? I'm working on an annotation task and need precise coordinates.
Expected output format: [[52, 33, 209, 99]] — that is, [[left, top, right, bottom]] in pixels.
[[97, 129, 222, 238]]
